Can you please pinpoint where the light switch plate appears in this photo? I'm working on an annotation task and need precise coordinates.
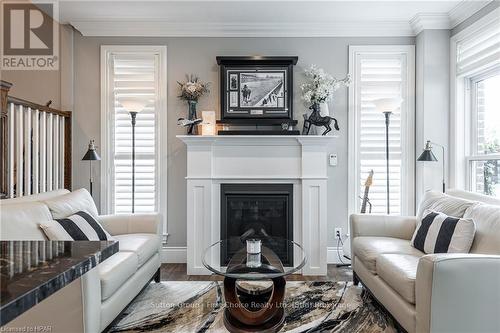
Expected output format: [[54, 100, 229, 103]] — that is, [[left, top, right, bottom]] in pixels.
[[329, 154, 338, 166]]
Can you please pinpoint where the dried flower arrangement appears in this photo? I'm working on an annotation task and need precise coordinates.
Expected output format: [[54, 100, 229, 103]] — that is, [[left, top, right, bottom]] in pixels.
[[177, 74, 210, 102]]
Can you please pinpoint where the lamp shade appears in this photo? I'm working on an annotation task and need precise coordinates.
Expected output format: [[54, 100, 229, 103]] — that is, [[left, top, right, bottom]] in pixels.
[[372, 97, 403, 113], [417, 150, 438, 162], [82, 140, 101, 161], [119, 97, 146, 113], [417, 141, 438, 161]]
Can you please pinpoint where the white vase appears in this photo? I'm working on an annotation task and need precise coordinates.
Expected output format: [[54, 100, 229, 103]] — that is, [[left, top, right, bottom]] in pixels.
[[319, 102, 330, 117]]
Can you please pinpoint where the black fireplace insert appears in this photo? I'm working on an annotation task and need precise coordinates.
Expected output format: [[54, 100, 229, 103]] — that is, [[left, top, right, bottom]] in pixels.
[[220, 184, 293, 266]]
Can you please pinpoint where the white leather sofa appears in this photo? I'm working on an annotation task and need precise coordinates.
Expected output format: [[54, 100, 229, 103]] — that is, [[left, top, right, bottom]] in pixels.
[[0, 189, 162, 332], [350, 189, 500, 333]]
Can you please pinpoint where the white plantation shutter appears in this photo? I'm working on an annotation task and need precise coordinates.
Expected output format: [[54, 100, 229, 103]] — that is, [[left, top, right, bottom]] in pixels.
[[349, 46, 415, 215], [111, 54, 158, 214], [457, 19, 500, 76]]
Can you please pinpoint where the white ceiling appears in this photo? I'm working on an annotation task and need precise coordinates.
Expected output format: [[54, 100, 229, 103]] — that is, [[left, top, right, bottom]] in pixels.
[[56, 1, 492, 37]]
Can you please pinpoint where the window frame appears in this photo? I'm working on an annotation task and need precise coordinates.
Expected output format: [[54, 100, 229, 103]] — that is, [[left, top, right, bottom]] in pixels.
[[100, 45, 168, 242], [466, 69, 500, 194], [348, 45, 416, 217], [450, 7, 500, 192]]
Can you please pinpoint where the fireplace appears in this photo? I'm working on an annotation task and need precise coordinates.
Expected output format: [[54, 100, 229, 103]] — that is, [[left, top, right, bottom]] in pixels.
[[220, 184, 293, 266]]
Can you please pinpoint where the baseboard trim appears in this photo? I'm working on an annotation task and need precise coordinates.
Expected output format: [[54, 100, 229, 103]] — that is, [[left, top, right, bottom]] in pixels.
[[161, 247, 187, 263], [327, 246, 351, 265], [162, 246, 350, 265]]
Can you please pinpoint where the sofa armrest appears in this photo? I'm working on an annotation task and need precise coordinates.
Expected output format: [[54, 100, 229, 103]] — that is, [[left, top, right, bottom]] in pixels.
[[416, 254, 500, 333], [349, 214, 417, 240], [98, 213, 161, 236]]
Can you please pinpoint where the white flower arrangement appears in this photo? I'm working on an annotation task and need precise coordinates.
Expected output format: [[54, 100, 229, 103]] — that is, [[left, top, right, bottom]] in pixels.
[[301, 65, 351, 105]]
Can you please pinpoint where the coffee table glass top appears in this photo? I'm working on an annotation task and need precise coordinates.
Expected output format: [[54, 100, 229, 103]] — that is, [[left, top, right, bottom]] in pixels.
[[202, 237, 306, 280]]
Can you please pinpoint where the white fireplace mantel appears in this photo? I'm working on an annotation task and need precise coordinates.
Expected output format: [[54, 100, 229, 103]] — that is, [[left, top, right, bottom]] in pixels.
[[178, 135, 336, 275]]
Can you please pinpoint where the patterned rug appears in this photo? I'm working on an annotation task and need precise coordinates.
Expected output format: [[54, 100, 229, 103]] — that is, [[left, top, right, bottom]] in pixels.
[[108, 281, 397, 333]]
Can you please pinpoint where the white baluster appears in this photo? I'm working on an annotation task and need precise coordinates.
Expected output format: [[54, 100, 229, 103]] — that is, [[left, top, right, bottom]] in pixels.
[[24, 107, 32, 195], [32, 109, 40, 194], [8, 103, 15, 198], [40, 112, 47, 193], [15, 105, 23, 197], [59, 116, 65, 187], [53, 115, 59, 189], [46, 113, 53, 191]]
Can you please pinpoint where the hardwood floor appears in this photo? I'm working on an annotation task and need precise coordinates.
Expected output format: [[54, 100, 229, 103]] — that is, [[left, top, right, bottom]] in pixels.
[[160, 263, 353, 282]]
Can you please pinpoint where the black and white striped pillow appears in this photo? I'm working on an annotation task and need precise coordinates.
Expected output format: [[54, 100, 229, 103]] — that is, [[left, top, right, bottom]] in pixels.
[[40, 211, 114, 241], [411, 210, 476, 254]]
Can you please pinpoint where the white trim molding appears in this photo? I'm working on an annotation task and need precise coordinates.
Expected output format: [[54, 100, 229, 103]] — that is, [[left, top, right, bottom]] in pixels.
[[72, 20, 415, 37], [410, 13, 451, 35], [100, 45, 169, 242], [161, 247, 187, 263], [348, 45, 416, 217]]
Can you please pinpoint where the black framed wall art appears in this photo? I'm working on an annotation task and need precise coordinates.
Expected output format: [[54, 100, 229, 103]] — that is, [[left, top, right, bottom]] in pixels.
[[216, 56, 298, 122]]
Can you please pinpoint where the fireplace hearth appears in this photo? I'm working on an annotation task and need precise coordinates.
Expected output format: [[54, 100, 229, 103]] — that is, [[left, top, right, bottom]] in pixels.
[[220, 184, 293, 266]]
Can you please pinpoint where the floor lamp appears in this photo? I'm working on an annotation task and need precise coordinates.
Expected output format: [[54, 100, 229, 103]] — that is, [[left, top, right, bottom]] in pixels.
[[120, 98, 146, 213], [82, 140, 100, 196], [417, 140, 446, 193], [372, 98, 403, 215]]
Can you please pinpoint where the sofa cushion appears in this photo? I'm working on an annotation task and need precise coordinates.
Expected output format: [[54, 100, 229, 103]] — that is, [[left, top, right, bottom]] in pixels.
[[0, 189, 70, 205], [40, 211, 115, 241], [377, 254, 419, 304], [0, 202, 51, 240], [98, 252, 138, 301], [417, 191, 476, 221], [352, 237, 424, 273], [114, 234, 161, 268], [43, 188, 99, 219], [464, 203, 500, 254]]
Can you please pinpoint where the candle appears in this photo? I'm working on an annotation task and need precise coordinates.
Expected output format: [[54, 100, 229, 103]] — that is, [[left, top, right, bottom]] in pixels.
[[246, 239, 261, 254], [201, 111, 216, 135]]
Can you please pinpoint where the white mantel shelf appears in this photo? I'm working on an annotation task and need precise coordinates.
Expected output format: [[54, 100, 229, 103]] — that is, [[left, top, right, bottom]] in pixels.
[[178, 134, 335, 276], [177, 135, 337, 145]]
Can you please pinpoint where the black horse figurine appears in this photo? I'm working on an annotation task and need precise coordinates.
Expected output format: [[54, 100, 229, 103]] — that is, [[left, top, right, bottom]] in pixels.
[[302, 104, 340, 135]]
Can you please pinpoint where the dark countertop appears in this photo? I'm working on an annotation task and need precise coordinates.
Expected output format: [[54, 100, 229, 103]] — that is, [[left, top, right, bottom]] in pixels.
[[0, 240, 118, 326]]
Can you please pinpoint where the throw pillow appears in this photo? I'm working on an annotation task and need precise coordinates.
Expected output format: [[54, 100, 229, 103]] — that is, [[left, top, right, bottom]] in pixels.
[[40, 211, 114, 241], [43, 188, 99, 219], [411, 210, 476, 254]]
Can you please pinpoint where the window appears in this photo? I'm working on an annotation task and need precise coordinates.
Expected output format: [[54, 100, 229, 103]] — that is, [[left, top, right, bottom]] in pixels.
[[451, 8, 500, 197], [348, 46, 415, 215], [101, 46, 167, 237], [468, 72, 500, 198]]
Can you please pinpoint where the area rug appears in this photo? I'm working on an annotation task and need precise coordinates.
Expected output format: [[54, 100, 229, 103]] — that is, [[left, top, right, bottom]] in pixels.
[[108, 281, 397, 333]]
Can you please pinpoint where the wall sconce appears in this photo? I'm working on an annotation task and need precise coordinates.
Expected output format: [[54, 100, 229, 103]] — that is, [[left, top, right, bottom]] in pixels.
[[201, 111, 216, 136]]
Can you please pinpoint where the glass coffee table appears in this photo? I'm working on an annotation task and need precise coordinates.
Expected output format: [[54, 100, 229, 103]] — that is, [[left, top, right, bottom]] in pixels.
[[202, 238, 306, 333]]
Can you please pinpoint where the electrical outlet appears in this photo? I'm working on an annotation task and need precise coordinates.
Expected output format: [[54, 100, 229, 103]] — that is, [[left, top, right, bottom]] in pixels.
[[329, 154, 338, 166], [335, 227, 342, 239]]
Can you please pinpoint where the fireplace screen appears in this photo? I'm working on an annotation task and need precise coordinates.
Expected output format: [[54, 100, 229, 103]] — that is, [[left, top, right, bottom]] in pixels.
[[220, 184, 293, 266]]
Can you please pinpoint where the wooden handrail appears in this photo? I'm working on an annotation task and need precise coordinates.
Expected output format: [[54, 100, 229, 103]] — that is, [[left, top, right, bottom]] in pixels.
[[7, 96, 71, 118]]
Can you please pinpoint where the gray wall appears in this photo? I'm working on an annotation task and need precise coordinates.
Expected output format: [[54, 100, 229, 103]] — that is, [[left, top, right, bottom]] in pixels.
[[415, 30, 450, 203], [72, 35, 414, 247], [1, 25, 74, 110]]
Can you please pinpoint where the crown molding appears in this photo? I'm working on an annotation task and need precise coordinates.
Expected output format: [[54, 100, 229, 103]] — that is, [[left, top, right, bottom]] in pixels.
[[409, 13, 451, 35], [448, 1, 491, 28], [70, 20, 415, 37]]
